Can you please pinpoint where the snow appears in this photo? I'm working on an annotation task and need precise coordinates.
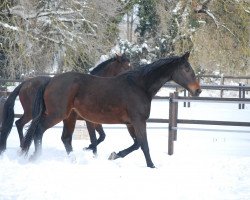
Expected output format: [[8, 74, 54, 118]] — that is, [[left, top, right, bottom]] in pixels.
[[0, 21, 19, 31], [1, 94, 250, 200], [173, 2, 182, 14]]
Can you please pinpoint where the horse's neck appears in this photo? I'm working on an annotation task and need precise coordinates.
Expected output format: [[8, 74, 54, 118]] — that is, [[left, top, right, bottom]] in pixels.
[[92, 66, 111, 77], [98, 65, 122, 77], [143, 64, 174, 98]]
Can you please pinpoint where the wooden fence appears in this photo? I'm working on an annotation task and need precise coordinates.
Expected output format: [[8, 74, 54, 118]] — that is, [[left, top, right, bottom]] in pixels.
[[167, 92, 250, 155], [164, 83, 250, 109]]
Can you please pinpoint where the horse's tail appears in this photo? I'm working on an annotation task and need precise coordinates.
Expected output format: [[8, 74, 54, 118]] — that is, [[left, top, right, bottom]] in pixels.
[[21, 81, 49, 154], [0, 82, 24, 153]]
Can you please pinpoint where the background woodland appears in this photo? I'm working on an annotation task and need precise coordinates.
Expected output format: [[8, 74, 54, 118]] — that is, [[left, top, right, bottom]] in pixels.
[[0, 0, 249, 78]]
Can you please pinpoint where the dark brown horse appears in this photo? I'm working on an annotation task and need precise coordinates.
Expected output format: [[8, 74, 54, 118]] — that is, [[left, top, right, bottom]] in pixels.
[[21, 52, 201, 168], [0, 53, 131, 154], [0, 76, 51, 154]]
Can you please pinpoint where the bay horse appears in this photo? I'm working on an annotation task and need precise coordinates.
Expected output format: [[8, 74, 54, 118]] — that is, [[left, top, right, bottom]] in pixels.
[[0, 53, 131, 154], [21, 52, 201, 168]]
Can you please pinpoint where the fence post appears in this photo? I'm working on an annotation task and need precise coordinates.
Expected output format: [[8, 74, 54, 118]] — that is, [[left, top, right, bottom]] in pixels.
[[173, 92, 178, 141], [183, 90, 186, 107], [0, 86, 7, 99], [168, 92, 178, 155], [184, 90, 191, 107], [239, 83, 242, 109], [242, 84, 245, 109], [188, 92, 191, 107], [220, 75, 224, 98]]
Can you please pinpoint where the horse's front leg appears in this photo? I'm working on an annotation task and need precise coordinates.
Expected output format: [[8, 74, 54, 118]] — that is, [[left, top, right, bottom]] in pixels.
[[108, 124, 139, 160], [134, 120, 155, 168], [109, 120, 155, 168]]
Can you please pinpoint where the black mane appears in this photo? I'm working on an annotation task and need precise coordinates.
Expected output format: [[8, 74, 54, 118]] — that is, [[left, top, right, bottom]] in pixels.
[[90, 57, 115, 75], [124, 55, 181, 88], [140, 55, 180, 76]]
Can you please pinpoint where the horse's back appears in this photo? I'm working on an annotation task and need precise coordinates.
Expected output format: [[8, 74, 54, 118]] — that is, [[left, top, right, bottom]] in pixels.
[[47, 71, 119, 90], [43, 72, 89, 114], [19, 76, 51, 110]]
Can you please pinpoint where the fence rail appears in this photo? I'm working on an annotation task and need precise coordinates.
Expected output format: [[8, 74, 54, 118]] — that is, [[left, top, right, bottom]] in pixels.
[[197, 75, 250, 79], [167, 92, 250, 155], [173, 96, 250, 104]]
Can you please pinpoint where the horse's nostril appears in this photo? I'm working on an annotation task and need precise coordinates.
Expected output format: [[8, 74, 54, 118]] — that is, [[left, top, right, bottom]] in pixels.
[[196, 89, 202, 96]]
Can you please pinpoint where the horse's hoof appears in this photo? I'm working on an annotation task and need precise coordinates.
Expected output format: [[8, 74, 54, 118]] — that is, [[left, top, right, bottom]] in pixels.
[[0, 149, 5, 155], [19, 149, 27, 157], [29, 155, 35, 161], [108, 152, 120, 160], [68, 153, 77, 163], [83, 146, 93, 151], [147, 163, 156, 168], [0, 146, 6, 155], [29, 153, 39, 162], [83, 147, 89, 151]]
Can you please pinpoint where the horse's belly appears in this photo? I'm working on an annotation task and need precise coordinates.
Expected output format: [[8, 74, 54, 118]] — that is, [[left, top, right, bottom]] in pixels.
[[74, 101, 129, 124], [78, 110, 128, 124]]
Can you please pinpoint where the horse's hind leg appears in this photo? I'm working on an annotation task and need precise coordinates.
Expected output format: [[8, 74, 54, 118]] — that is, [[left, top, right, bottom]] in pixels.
[[27, 118, 47, 160], [61, 111, 77, 154], [25, 115, 62, 160], [109, 124, 139, 159], [15, 114, 31, 146], [95, 124, 106, 145], [85, 121, 97, 154], [86, 123, 105, 150]]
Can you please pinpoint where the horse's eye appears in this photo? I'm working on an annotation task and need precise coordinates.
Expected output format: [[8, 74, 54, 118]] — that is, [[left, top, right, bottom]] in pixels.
[[185, 66, 190, 72]]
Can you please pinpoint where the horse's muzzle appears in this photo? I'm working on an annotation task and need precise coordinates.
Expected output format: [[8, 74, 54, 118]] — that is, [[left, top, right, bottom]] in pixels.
[[193, 88, 202, 96], [188, 82, 202, 97]]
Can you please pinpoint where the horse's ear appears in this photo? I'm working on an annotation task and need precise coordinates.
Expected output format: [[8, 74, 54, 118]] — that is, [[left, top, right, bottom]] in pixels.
[[122, 53, 128, 60], [115, 53, 122, 62], [183, 52, 190, 60]]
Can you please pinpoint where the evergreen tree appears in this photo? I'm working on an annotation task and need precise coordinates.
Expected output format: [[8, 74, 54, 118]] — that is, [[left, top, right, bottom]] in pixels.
[[136, 0, 159, 40]]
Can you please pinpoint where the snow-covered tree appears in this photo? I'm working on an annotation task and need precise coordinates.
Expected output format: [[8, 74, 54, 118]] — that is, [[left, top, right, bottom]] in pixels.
[[0, 0, 124, 78], [118, 0, 249, 75]]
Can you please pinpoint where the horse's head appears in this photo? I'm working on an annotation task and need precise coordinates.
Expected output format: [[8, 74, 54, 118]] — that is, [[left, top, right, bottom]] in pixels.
[[172, 52, 201, 96], [91, 53, 132, 77], [115, 53, 132, 72]]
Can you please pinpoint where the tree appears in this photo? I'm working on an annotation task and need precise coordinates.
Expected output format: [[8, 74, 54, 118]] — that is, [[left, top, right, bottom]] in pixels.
[[119, 0, 250, 75], [136, 0, 159, 40], [191, 0, 250, 74], [0, 0, 124, 78]]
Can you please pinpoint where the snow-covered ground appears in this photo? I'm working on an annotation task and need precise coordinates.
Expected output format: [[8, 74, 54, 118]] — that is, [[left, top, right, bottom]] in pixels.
[[1, 90, 250, 200]]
